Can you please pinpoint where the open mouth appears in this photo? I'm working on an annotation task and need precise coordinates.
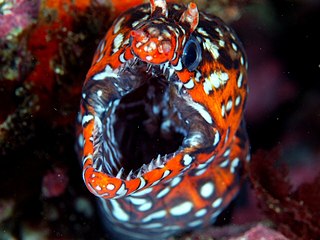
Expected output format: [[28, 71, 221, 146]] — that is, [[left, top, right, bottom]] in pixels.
[[90, 59, 210, 181]]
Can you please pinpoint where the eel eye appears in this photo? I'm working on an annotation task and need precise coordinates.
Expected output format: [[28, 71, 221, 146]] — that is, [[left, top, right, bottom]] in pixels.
[[182, 36, 202, 71]]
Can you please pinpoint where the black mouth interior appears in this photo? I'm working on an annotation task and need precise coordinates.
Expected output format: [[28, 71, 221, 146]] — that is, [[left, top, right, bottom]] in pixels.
[[113, 74, 185, 175]]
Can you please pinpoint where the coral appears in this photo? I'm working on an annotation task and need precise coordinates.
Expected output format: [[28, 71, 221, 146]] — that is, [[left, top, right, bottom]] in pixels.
[[249, 148, 320, 239], [229, 224, 289, 240], [0, 0, 39, 81]]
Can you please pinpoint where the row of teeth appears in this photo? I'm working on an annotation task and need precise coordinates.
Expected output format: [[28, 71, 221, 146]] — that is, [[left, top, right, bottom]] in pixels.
[[122, 57, 176, 80], [110, 59, 182, 181], [114, 153, 172, 180]]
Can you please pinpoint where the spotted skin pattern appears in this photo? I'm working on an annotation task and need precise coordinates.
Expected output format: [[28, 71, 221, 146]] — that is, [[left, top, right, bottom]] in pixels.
[[78, 0, 249, 239]]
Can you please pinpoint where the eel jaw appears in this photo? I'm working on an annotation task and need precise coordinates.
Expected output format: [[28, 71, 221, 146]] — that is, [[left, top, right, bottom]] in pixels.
[[91, 59, 208, 181]]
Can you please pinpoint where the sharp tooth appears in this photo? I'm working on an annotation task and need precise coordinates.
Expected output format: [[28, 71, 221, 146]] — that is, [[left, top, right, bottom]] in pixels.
[[130, 57, 138, 67], [126, 170, 133, 180], [163, 62, 168, 75], [148, 160, 155, 171], [142, 164, 148, 172], [155, 154, 161, 167], [168, 68, 174, 79], [136, 168, 143, 178], [116, 167, 124, 179]]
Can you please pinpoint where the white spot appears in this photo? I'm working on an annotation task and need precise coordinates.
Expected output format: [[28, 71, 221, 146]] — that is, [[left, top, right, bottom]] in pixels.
[[138, 177, 147, 190], [174, 59, 183, 71], [212, 198, 223, 208], [106, 183, 115, 190], [197, 27, 209, 36], [97, 90, 102, 97], [226, 99, 233, 112], [113, 17, 125, 34], [142, 210, 166, 222], [230, 157, 240, 173], [150, 179, 160, 187], [113, 33, 124, 54], [213, 131, 220, 146], [173, 4, 181, 10], [195, 208, 207, 217], [201, 12, 213, 21], [221, 104, 226, 117], [138, 201, 152, 211], [195, 71, 201, 82], [188, 220, 203, 227], [141, 223, 163, 229], [93, 65, 118, 80], [110, 199, 129, 221], [231, 42, 238, 51], [183, 154, 193, 166], [235, 95, 241, 106], [170, 177, 182, 187], [156, 187, 170, 199], [203, 78, 213, 94], [128, 197, 147, 205], [219, 40, 225, 47], [219, 159, 229, 168], [119, 52, 126, 63], [200, 182, 215, 198], [211, 209, 222, 220], [131, 187, 153, 197], [240, 56, 244, 65], [146, 55, 153, 61], [184, 78, 194, 89], [196, 163, 208, 170], [163, 225, 181, 231], [132, 20, 140, 28], [95, 53, 103, 63], [186, 100, 213, 124], [169, 201, 193, 216], [220, 72, 229, 81], [82, 115, 93, 126], [237, 72, 243, 88], [223, 148, 231, 157], [78, 134, 84, 147], [206, 71, 229, 90], [215, 27, 223, 37], [207, 155, 215, 164], [95, 185, 102, 191], [195, 168, 206, 176], [162, 170, 171, 179], [246, 153, 251, 162], [116, 183, 127, 197], [82, 93, 86, 99], [203, 38, 219, 59], [98, 40, 105, 53]]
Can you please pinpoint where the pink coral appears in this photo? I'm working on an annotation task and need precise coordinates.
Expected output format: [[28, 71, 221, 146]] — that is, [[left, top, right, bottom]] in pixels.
[[229, 224, 289, 240], [0, 0, 39, 39]]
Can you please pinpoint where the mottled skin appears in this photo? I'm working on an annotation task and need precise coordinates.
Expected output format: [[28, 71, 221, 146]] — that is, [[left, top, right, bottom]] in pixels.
[[78, 0, 249, 239]]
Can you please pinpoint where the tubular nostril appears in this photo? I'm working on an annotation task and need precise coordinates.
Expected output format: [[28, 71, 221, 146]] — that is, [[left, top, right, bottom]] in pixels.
[[130, 30, 149, 44]]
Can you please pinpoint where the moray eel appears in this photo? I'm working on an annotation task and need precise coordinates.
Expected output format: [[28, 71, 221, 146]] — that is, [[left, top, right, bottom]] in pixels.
[[78, 0, 249, 239]]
